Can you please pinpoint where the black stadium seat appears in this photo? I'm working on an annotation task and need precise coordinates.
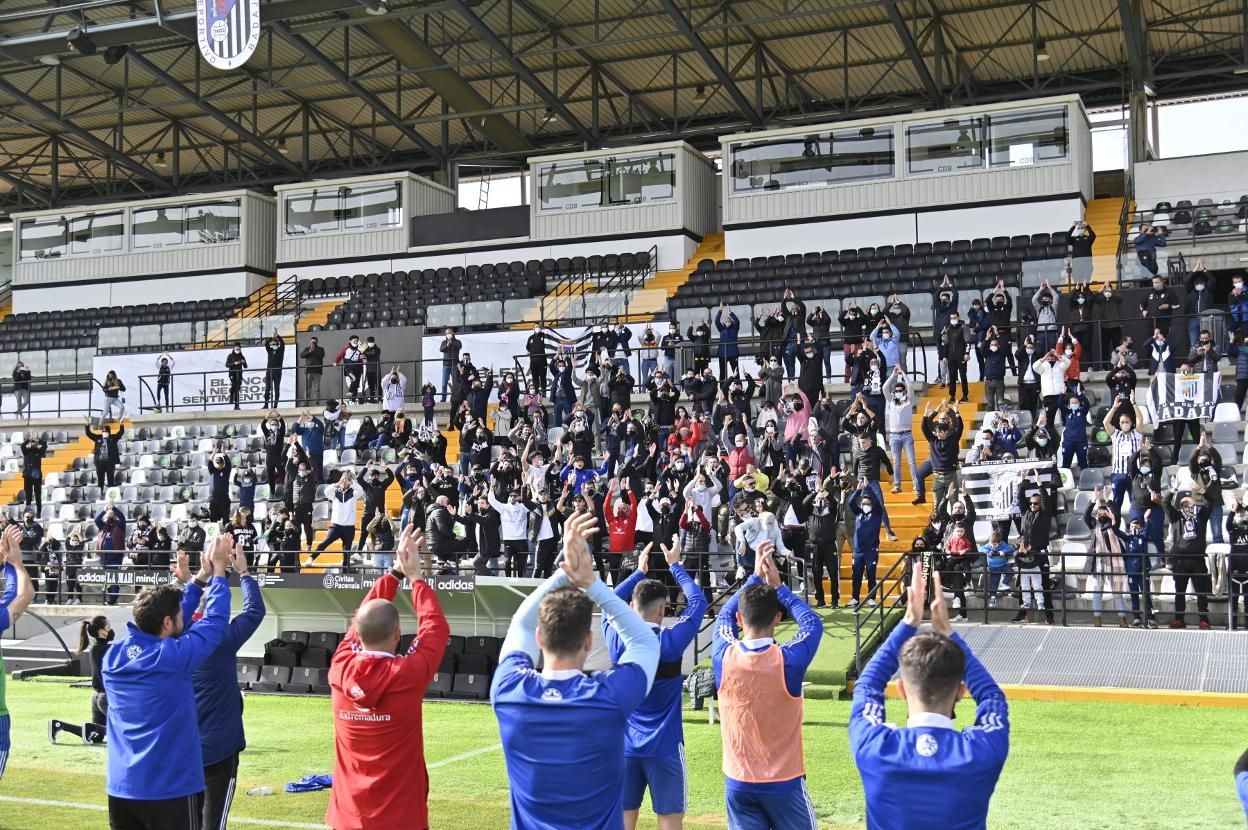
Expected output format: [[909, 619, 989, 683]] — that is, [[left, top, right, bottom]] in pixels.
[[236, 663, 261, 690], [427, 672, 454, 699], [252, 665, 292, 693], [449, 673, 489, 701]]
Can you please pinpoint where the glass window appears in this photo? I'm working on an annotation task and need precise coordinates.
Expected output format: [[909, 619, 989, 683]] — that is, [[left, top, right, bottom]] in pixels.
[[285, 187, 343, 235], [537, 160, 604, 212], [729, 127, 895, 193], [988, 107, 1068, 167], [19, 216, 68, 261], [342, 181, 402, 229], [68, 211, 124, 255], [186, 200, 241, 244], [132, 205, 187, 249], [606, 153, 676, 205], [907, 117, 985, 175]]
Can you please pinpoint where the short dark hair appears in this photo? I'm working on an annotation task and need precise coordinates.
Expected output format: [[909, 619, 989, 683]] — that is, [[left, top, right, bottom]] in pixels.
[[538, 587, 593, 656], [632, 579, 669, 615], [898, 632, 966, 707], [132, 585, 184, 636], [738, 583, 780, 629]]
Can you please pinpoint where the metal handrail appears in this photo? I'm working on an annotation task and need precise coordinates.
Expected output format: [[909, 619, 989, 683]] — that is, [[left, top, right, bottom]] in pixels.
[[852, 552, 911, 675]]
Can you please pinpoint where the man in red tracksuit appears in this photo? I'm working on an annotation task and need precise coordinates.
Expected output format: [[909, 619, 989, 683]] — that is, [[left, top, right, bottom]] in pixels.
[[326, 525, 449, 830], [606, 480, 638, 586]]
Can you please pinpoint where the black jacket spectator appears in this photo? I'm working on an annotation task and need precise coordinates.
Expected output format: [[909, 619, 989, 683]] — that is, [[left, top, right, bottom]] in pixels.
[[425, 503, 457, 561]]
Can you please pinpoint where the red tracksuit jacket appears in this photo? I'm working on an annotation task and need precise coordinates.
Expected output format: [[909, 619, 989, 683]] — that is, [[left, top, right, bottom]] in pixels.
[[326, 573, 449, 830]]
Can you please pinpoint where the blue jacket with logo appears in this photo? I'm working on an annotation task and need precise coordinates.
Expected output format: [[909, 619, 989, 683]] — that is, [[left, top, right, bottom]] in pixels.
[[181, 574, 266, 766], [103, 575, 231, 800]]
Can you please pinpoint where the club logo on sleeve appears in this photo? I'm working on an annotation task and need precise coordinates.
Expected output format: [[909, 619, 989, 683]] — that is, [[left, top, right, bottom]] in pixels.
[[540, 688, 563, 701], [126, 645, 143, 660], [916, 734, 939, 756], [348, 684, 366, 701]]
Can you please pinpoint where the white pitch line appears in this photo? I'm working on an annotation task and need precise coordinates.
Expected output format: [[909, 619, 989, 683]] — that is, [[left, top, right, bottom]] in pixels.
[[0, 794, 328, 828], [427, 742, 503, 769]]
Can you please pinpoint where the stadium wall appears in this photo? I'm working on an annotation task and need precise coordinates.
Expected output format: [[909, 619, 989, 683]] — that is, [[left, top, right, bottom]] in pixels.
[[13, 268, 270, 314], [1134, 150, 1248, 208]]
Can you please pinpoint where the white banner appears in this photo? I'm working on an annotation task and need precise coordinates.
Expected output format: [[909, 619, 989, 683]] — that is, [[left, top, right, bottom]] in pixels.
[[92, 345, 296, 413]]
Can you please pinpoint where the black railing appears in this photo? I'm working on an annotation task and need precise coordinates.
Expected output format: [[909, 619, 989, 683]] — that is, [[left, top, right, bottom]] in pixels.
[[537, 245, 657, 327], [852, 547, 1247, 673]]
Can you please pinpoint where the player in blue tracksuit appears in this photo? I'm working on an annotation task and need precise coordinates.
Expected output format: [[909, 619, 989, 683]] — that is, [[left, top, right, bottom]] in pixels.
[[603, 535, 707, 829], [492, 512, 660, 830], [849, 486, 884, 606], [178, 548, 267, 830], [851, 566, 1009, 830], [103, 535, 234, 830]]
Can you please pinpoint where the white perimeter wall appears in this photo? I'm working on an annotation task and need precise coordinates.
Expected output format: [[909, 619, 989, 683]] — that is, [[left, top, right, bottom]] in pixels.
[[725, 199, 1082, 259], [1135, 151, 1248, 208], [13, 271, 267, 314]]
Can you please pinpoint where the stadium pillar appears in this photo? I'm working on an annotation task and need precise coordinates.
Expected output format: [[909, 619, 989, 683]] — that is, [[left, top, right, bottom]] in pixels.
[[1126, 89, 1154, 176]]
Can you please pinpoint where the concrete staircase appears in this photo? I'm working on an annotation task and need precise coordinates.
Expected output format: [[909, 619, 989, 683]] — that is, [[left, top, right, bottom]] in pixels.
[[623, 233, 724, 320], [828, 383, 984, 602], [298, 298, 348, 333], [1085, 196, 1131, 285]]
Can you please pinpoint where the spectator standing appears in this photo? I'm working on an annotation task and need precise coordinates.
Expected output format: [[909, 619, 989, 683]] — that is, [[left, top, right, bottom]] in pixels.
[[939, 309, 970, 403], [981, 329, 1008, 411], [299, 336, 325, 405], [1164, 491, 1213, 629], [916, 401, 963, 506], [102, 536, 231, 830], [12, 361, 31, 418], [291, 410, 325, 483], [334, 335, 365, 404], [715, 305, 741, 378], [1133, 222, 1168, 277], [805, 488, 840, 608], [154, 352, 174, 412], [85, 419, 122, 488], [225, 344, 247, 410], [381, 367, 407, 413], [20, 434, 46, 513], [362, 336, 382, 403], [849, 486, 884, 606], [1103, 395, 1144, 514], [98, 370, 126, 426], [1142, 275, 1178, 338], [1069, 220, 1097, 283], [886, 293, 913, 372], [1083, 494, 1130, 627], [840, 301, 868, 383], [317, 471, 365, 553], [263, 331, 285, 409], [63, 528, 85, 605], [326, 528, 448, 830], [526, 324, 548, 396], [260, 411, 286, 486]]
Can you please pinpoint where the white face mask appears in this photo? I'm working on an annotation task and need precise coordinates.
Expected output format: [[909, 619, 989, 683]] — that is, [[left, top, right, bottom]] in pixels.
[[860, 504, 873, 514], [1195, 283, 1206, 292]]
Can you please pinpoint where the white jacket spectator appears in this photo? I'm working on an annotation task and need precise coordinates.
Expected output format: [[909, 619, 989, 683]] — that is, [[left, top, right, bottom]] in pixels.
[[1032, 355, 1070, 399], [487, 491, 530, 542], [328, 482, 364, 526], [381, 370, 407, 412]]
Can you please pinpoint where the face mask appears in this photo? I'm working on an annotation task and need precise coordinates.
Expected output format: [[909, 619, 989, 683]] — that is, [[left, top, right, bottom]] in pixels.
[[675, 462, 686, 470], [1236, 283, 1245, 291], [735, 440, 746, 447], [860, 504, 873, 514], [949, 319, 960, 327], [1138, 465, 1151, 475], [188, 520, 198, 528], [1070, 405, 1080, 412], [989, 346, 998, 353], [1026, 347, 1035, 355], [1195, 283, 1206, 292], [881, 333, 891, 341], [1036, 436, 1049, 445]]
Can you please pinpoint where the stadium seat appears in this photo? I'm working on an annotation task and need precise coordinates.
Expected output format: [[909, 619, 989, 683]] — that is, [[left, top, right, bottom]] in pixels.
[[284, 667, 330, 695], [236, 663, 261, 690], [1213, 402, 1240, 423], [252, 665, 293, 693], [426, 672, 454, 699], [265, 646, 299, 668], [309, 631, 342, 651], [457, 653, 491, 675], [449, 673, 489, 701], [301, 647, 331, 669]]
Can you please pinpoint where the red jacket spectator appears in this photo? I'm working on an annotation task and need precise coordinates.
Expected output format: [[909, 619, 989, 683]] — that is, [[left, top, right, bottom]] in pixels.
[[326, 573, 449, 830], [726, 442, 754, 481], [1056, 338, 1082, 382], [606, 489, 638, 552]]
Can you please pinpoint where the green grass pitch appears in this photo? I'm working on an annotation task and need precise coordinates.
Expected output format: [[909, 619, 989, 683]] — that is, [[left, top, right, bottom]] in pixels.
[[0, 678, 1242, 829]]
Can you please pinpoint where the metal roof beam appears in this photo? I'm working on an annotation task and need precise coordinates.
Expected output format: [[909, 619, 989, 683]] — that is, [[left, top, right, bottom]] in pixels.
[[656, 0, 761, 125], [124, 51, 303, 175], [444, 0, 594, 144], [0, 75, 167, 189], [270, 20, 446, 164], [356, 14, 533, 154], [879, 0, 944, 106], [0, 169, 51, 206], [1118, 0, 1151, 85]]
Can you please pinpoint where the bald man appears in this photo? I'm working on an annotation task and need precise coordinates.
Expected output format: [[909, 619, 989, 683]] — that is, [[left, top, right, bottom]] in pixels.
[[326, 526, 449, 830]]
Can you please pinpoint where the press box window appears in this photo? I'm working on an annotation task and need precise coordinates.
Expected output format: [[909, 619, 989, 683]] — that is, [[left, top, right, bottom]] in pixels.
[[730, 127, 895, 193], [907, 117, 985, 175], [19, 216, 69, 261], [605, 153, 676, 205], [537, 160, 605, 212], [988, 107, 1068, 167]]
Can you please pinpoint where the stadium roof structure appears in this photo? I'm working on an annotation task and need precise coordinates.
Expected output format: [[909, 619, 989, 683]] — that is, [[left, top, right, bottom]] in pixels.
[[0, 0, 1245, 212]]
